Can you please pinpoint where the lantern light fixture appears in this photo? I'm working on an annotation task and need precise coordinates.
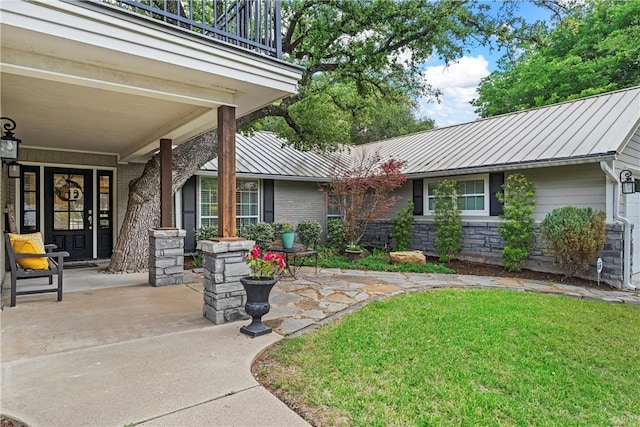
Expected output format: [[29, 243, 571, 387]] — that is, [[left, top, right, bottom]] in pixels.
[[1, 117, 21, 161], [7, 161, 21, 179], [620, 169, 636, 195]]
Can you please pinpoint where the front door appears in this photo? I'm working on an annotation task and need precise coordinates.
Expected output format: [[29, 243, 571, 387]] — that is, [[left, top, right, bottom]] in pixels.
[[44, 168, 93, 260]]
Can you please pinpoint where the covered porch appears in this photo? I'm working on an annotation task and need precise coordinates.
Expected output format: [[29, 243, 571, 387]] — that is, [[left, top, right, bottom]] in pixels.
[[1, 0, 301, 277]]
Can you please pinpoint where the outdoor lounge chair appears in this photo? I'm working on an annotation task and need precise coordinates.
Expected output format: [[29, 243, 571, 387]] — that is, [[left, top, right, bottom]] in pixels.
[[4, 233, 69, 307]]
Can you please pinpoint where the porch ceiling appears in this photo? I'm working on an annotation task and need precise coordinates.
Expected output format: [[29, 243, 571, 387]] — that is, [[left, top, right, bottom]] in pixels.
[[0, 0, 302, 163], [2, 73, 212, 161]]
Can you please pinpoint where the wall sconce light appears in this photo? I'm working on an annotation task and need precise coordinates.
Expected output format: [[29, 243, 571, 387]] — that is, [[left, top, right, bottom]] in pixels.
[[1, 117, 21, 161], [620, 170, 636, 195], [7, 161, 21, 179]]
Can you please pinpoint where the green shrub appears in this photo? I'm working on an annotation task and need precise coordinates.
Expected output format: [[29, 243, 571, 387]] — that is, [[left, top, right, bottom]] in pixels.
[[194, 224, 218, 242], [327, 219, 347, 251], [192, 251, 203, 268], [497, 173, 536, 272], [390, 201, 415, 251], [296, 221, 323, 248], [501, 247, 529, 272], [540, 206, 606, 278], [192, 225, 218, 267], [272, 221, 295, 234], [433, 180, 462, 262], [239, 222, 276, 250], [314, 248, 455, 274]]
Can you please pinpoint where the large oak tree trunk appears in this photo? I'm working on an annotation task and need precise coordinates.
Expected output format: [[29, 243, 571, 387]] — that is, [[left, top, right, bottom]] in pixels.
[[107, 131, 219, 272]]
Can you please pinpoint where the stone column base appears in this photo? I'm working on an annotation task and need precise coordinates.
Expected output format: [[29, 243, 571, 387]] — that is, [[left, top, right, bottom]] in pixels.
[[149, 228, 186, 286], [201, 239, 254, 324]]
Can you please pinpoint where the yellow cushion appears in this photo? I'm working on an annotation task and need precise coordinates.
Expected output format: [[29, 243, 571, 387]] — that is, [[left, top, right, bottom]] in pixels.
[[9, 232, 45, 251], [9, 233, 49, 270]]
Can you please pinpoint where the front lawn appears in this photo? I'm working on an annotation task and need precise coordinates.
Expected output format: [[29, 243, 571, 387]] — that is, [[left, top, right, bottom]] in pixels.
[[257, 289, 640, 426]]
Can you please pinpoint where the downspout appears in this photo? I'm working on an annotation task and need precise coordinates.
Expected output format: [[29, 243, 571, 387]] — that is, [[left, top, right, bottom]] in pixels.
[[600, 161, 635, 290]]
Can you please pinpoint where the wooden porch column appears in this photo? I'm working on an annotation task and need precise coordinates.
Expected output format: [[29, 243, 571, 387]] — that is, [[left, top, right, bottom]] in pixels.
[[160, 138, 173, 228], [217, 106, 237, 237]]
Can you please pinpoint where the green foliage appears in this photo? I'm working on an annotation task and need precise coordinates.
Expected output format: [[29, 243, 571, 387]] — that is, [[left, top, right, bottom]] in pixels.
[[239, 1, 533, 149], [239, 222, 276, 250], [433, 180, 462, 262], [540, 206, 606, 278], [327, 219, 347, 251], [194, 225, 218, 242], [268, 290, 640, 426], [473, 0, 640, 117], [296, 221, 323, 248], [314, 248, 454, 274], [390, 201, 415, 251], [349, 97, 435, 145], [497, 174, 536, 271], [192, 225, 218, 268], [245, 244, 286, 279], [192, 252, 203, 268], [322, 154, 406, 246], [272, 221, 294, 234], [501, 247, 529, 272]]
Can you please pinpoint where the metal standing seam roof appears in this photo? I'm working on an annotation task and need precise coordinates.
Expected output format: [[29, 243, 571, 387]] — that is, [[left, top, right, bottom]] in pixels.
[[353, 86, 640, 177], [200, 131, 337, 180], [200, 87, 640, 179]]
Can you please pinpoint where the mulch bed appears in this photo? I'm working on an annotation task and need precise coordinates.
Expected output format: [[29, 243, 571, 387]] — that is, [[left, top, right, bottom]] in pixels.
[[429, 256, 603, 289]]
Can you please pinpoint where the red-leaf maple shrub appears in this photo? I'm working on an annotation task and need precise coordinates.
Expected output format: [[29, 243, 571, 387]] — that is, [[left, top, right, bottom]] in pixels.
[[321, 151, 407, 246]]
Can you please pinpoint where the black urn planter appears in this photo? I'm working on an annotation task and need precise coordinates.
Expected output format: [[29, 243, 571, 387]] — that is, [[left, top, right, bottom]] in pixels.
[[240, 277, 277, 337]]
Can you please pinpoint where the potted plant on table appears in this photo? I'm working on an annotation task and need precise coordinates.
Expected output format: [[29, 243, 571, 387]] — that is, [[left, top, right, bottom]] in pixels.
[[279, 221, 296, 249], [240, 245, 286, 337]]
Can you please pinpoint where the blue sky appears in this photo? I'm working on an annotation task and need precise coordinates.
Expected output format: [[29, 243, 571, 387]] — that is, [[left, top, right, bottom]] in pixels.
[[417, 2, 553, 127]]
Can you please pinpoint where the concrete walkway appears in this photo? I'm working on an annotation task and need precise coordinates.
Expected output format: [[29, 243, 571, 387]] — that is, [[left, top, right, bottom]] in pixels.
[[1, 265, 638, 426]]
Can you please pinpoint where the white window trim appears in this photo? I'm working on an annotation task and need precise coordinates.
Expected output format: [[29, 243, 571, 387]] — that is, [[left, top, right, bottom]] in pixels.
[[197, 175, 218, 228], [424, 173, 490, 216], [197, 176, 261, 229]]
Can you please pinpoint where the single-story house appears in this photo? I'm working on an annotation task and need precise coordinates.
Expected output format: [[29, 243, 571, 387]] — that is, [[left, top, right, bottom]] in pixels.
[[183, 87, 640, 289], [1, 2, 637, 290]]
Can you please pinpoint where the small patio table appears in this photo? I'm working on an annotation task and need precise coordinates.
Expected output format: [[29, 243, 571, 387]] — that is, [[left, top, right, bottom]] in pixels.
[[270, 246, 318, 278]]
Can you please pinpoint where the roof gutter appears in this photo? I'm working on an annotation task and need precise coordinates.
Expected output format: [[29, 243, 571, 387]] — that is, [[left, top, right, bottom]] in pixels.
[[406, 153, 617, 180], [600, 160, 634, 290]]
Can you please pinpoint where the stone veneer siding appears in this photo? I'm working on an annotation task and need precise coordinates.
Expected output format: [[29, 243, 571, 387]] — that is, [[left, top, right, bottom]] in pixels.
[[200, 239, 254, 324], [149, 229, 186, 286], [362, 220, 626, 288]]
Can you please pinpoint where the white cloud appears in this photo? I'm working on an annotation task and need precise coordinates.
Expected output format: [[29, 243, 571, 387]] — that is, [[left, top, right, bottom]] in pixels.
[[418, 55, 490, 127]]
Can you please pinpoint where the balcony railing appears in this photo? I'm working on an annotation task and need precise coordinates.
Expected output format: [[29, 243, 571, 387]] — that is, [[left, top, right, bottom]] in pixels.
[[96, 0, 282, 58]]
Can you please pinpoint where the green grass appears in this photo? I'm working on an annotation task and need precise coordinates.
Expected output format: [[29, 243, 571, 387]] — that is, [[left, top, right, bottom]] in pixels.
[[294, 248, 455, 274], [267, 289, 640, 426]]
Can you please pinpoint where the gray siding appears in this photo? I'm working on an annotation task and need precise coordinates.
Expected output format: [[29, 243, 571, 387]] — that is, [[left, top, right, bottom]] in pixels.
[[617, 128, 640, 168], [405, 163, 605, 222], [388, 182, 414, 219], [515, 163, 606, 221], [273, 180, 327, 232], [20, 148, 118, 168]]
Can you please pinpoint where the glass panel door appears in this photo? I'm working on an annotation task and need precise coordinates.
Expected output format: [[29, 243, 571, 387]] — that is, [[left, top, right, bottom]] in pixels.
[[44, 168, 93, 260], [97, 170, 113, 258]]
